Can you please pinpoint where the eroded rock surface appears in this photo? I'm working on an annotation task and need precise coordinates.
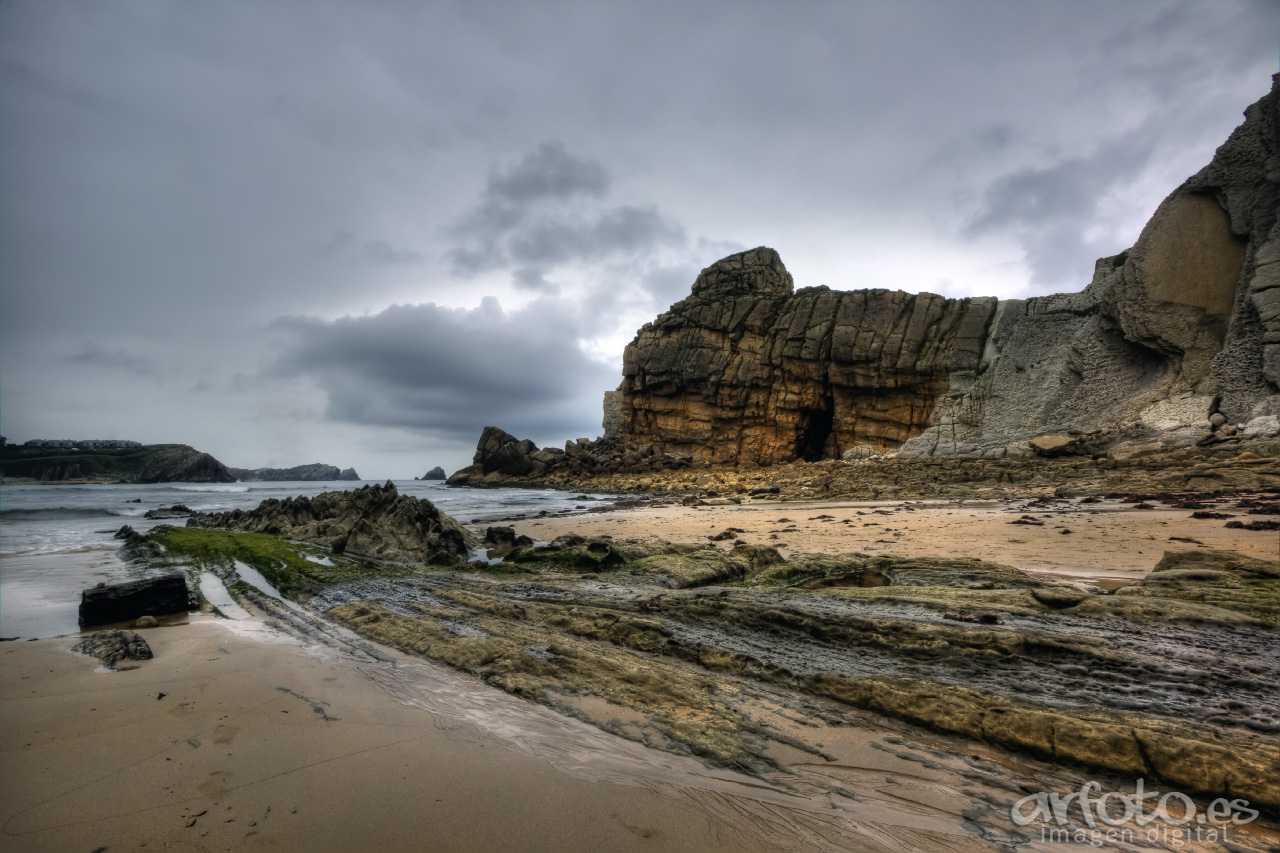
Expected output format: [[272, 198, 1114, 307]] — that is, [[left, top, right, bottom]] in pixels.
[[311, 542, 1280, 811], [453, 78, 1280, 489], [72, 630, 153, 668], [187, 481, 473, 566]]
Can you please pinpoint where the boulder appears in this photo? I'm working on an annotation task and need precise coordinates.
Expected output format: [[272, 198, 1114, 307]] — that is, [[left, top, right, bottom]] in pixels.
[[79, 573, 190, 628], [144, 504, 193, 519], [72, 630, 153, 668]]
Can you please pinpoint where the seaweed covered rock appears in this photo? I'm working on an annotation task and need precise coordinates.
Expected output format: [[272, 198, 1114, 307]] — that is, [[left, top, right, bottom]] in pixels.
[[187, 481, 473, 566]]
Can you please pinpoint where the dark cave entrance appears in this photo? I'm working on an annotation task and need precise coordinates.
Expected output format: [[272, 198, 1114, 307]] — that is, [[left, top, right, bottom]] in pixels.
[[796, 395, 835, 462]]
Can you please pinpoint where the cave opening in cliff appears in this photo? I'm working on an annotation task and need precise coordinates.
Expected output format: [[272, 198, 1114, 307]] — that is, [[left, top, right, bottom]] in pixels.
[[796, 397, 835, 462]]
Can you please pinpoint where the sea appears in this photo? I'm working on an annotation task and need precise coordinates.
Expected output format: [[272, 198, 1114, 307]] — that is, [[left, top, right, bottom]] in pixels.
[[0, 480, 616, 640]]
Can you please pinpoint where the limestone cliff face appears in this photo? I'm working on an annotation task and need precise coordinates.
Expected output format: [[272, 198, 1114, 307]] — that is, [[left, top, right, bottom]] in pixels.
[[619, 248, 996, 464], [614, 77, 1280, 464]]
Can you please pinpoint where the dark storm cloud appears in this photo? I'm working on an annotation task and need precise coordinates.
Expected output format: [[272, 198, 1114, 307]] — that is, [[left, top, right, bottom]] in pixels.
[[447, 142, 686, 280], [269, 298, 618, 443], [488, 142, 609, 205], [2, 0, 1275, 476]]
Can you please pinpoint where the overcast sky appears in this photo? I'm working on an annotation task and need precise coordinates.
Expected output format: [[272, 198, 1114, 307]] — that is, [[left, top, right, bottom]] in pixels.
[[2, 0, 1276, 479]]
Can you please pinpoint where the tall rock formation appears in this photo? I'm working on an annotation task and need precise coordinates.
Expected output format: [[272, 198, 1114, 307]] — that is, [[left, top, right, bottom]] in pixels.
[[618, 248, 997, 464], [611, 77, 1280, 464]]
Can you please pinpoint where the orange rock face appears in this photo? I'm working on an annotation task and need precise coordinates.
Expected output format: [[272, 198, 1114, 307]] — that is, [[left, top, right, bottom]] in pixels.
[[618, 248, 997, 465]]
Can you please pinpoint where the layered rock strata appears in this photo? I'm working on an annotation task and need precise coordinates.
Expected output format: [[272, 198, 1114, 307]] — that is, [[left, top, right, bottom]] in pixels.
[[618, 78, 1279, 465], [450, 78, 1280, 490]]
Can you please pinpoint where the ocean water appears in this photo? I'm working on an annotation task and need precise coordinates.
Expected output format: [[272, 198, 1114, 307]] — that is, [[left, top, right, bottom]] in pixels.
[[0, 480, 616, 639]]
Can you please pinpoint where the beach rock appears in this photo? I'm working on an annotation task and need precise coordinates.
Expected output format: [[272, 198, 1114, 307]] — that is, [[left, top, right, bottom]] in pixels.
[[421, 466, 447, 481], [187, 481, 473, 566], [79, 573, 190, 628], [483, 526, 533, 557], [144, 504, 192, 519], [71, 630, 153, 668]]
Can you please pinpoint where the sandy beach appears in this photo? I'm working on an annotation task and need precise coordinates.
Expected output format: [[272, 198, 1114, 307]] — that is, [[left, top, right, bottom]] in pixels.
[[517, 495, 1280, 586], [4, 490, 1277, 852], [1, 613, 1057, 853], [1, 620, 782, 853]]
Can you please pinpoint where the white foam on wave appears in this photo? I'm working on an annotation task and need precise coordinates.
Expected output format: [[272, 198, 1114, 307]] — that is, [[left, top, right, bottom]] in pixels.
[[170, 484, 250, 493]]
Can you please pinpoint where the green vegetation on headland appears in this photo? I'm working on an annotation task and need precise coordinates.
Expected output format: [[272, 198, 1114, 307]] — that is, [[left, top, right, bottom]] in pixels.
[[0, 443, 234, 483]]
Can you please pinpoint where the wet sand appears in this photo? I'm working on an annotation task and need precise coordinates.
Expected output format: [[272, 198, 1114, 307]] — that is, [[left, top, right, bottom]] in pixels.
[[0, 617, 1050, 852], [0, 621, 774, 853], [516, 496, 1280, 585]]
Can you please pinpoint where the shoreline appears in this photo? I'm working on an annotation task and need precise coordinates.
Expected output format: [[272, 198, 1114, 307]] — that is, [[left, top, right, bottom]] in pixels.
[[0, 620, 772, 852], [490, 493, 1280, 584], [5, 488, 1277, 851], [2, 616, 1048, 852]]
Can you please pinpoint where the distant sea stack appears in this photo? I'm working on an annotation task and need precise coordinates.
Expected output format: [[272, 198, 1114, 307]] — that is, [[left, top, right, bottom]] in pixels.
[[229, 464, 361, 482], [450, 77, 1280, 493], [421, 466, 446, 480]]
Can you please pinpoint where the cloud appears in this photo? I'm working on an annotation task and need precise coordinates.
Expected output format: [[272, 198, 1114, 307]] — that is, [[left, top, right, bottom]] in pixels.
[[487, 141, 609, 204], [66, 343, 158, 377], [446, 142, 686, 280], [964, 127, 1157, 288], [269, 297, 618, 444], [316, 231, 422, 266]]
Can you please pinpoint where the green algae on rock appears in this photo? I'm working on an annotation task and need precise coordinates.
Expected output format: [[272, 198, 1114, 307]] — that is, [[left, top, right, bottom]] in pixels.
[[186, 481, 474, 567]]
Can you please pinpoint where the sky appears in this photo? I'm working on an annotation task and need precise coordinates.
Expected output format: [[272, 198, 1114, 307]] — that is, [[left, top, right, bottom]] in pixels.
[[1, 0, 1277, 479]]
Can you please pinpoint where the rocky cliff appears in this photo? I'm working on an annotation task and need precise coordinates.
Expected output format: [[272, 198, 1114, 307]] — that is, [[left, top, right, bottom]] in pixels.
[[136, 446, 237, 483], [450, 77, 1280, 492], [0, 442, 236, 483], [614, 77, 1280, 465]]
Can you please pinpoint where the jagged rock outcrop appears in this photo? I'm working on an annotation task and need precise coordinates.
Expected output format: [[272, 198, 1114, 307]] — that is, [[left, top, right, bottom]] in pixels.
[[136, 445, 236, 483], [611, 78, 1280, 464], [448, 79, 1280, 490], [618, 247, 997, 464], [187, 481, 473, 565], [228, 463, 361, 482], [447, 426, 549, 485], [72, 630, 154, 668]]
